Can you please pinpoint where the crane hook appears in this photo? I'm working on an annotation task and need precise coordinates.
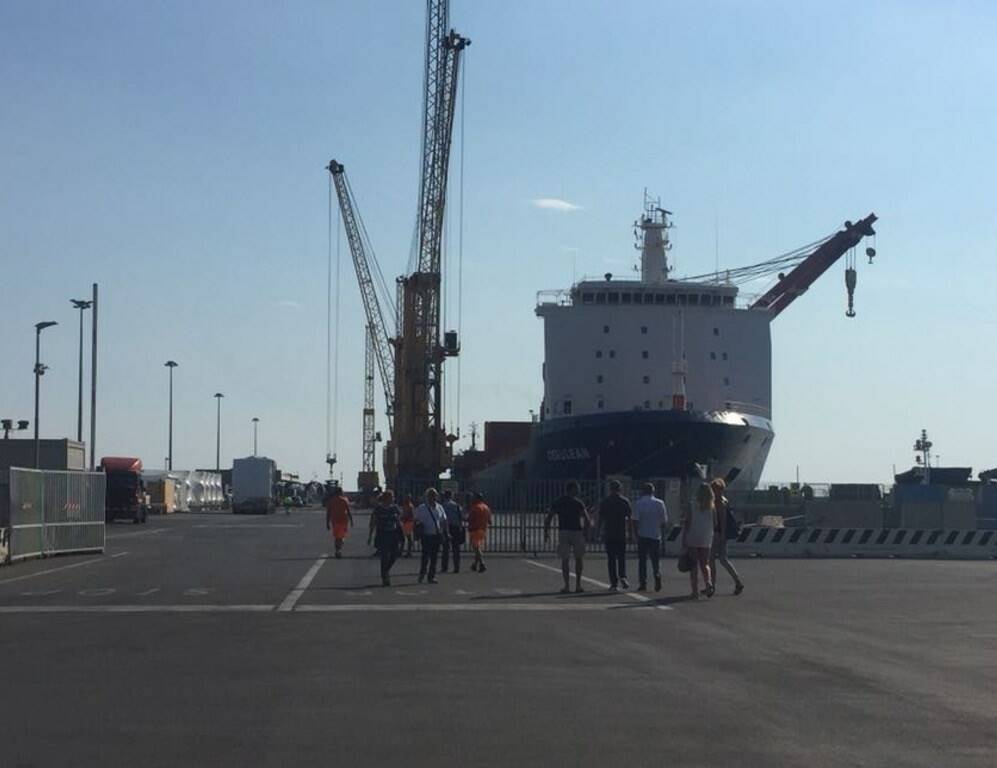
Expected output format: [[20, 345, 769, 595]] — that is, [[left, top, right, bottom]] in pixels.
[[845, 266, 857, 318]]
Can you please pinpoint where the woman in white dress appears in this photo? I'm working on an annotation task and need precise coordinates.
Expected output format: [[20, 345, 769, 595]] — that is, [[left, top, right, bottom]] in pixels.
[[682, 482, 716, 599]]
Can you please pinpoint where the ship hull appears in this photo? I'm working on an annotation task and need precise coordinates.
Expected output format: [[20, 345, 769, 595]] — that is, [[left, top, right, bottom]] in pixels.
[[474, 409, 773, 489]]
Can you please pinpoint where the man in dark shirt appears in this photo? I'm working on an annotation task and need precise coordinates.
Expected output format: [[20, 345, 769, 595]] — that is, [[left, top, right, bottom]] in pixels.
[[598, 480, 632, 590], [544, 480, 592, 594]]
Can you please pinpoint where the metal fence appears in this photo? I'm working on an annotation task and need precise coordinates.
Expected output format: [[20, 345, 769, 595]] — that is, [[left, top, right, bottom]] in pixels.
[[7, 468, 106, 562], [392, 476, 686, 554]]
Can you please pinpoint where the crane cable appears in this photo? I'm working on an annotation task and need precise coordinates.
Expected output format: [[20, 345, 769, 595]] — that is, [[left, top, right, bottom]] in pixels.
[[456, 57, 465, 439], [326, 174, 343, 473]]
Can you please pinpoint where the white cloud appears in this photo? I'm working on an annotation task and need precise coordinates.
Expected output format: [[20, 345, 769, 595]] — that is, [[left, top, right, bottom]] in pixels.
[[531, 197, 581, 212]]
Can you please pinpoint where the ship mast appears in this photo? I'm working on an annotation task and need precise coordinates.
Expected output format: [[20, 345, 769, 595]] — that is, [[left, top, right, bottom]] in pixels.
[[634, 190, 673, 284]]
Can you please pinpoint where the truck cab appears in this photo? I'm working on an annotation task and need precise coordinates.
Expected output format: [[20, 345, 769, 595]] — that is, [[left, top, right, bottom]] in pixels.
[[100, 457, 150, 524]]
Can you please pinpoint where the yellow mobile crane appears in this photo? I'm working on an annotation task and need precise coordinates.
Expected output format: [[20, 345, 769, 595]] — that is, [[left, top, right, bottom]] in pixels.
[[330, 0, 469, 489]]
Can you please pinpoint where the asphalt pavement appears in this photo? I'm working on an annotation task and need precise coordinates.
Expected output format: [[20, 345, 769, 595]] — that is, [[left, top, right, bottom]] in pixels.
[[1, 510, 995, 767]]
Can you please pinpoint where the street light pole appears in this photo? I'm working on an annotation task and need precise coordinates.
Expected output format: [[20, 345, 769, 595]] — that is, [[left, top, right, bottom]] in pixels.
[[214, 393, 224, 471], [33, 321, 58, 468], [165, 361, 178, 470], [70, 299, 92, 448], [251, 417, 259, 457]]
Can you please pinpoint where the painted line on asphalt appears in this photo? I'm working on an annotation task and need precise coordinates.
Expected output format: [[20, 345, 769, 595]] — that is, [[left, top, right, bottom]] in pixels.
[[277, 556, 327, 612], [194, 524, 303, 529], [295, 603, 640, 612], [0, 551, 129, 586], [106, 528, 166, 540], [524, 559, 672, 611], [0, 605, 274, 614]]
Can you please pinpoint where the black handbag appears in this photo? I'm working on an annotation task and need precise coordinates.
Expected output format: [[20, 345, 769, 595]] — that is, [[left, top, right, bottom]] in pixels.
[[677, 549, 694, 573]]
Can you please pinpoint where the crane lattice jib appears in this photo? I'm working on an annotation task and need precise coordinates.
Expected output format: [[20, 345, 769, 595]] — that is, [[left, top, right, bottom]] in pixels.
[[362, 324, 376, 473], [328, 160, 395, 430], [749, 213, 877, 317]]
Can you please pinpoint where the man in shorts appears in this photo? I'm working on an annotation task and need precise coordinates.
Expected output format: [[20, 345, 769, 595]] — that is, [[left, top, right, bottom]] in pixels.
[[544, 480, 592, 594], [466, 492, 492, 573], [324, 485, 353, 559]]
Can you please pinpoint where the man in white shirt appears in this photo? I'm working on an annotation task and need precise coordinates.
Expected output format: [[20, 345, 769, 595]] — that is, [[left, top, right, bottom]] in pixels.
[[415, 488, 448, 584], [631, 482, 669, 592]]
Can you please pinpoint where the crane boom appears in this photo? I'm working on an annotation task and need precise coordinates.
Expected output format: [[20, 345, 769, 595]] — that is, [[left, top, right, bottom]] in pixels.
[[327, 160, 395, 428], [749, 214, 877, 317]]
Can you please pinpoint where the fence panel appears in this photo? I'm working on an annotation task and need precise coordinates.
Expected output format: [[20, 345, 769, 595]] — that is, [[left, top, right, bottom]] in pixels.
[[8, 468, 106, 561]]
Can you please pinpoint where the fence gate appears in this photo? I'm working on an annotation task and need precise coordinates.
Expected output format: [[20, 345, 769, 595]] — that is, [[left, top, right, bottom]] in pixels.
[[8, 468, 106, 562]]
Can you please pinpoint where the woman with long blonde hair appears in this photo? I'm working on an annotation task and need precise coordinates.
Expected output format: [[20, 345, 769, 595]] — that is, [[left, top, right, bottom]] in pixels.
[[682, 482, 716, 598]]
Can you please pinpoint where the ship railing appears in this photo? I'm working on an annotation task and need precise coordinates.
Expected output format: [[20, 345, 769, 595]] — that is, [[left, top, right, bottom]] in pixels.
[[536, 289, 572, 307], [721, 400, 772, 418]]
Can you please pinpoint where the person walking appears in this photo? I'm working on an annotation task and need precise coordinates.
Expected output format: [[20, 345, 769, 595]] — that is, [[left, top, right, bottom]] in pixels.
[[367, 490, 402, 587], [632, 482, 669, 592], [597, 480, 632, 591], [467, 492, 492, 573], [415, 488, 447, 584], [440, 489, 465, 573], [324, 485, 353, 559], [544, 481, 592, 594], [682, 482, 716, 599], [710, 478, 745, 595], [400, 494, 416, 558]]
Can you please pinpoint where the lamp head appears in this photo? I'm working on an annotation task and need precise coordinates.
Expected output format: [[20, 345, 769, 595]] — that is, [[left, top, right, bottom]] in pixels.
[[214, 392, 224, 399], [70, 299, 93, 310], [165, 360, 178, 368], [35, 321, 57, 332]]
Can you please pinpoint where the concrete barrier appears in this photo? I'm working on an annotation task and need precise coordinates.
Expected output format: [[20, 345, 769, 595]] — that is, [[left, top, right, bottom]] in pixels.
[[663, 526, 997, 560]]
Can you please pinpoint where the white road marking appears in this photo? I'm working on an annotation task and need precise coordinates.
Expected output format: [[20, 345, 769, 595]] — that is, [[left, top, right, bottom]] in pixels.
[[524, 559, 673, 611], [184, 588, 210, 596], [344, 590, 373, 597], [395, 589, 428, 596], [20, 589, 61, 597], [106, 528, 165, 540], [194, 524, 303, 529], [494, 588, 522, 596], [78, 588, 116, 597], [0, 605, 274, 614], [0, 551, 129, 585], [453, 589, 474, 595], [277, 556, 327, 612], [295, 603, 648, 612], [135, 588, 160, 597]]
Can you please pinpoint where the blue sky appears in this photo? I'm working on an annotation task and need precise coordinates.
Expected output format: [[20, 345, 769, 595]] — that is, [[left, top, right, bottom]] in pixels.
[[2, 1, 995, 484]]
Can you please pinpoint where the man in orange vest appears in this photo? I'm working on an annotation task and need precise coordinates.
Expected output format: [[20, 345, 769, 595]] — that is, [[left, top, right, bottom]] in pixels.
[[325, 485, 353, 559], [467, 492, 492, 573]]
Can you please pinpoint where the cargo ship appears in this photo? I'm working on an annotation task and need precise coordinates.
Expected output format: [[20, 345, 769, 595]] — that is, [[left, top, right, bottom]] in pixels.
[[457, 195, 877, 489]]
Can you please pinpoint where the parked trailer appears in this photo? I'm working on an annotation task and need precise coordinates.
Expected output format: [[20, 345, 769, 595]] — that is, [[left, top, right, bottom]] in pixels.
[[232, 457, 276, 515]]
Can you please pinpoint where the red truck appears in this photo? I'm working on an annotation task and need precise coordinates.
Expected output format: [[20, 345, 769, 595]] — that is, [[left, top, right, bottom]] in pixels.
[[100, 457, 150, 524]]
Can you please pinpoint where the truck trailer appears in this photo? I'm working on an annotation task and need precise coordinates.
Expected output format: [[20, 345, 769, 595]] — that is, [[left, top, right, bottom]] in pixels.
[[232, 457, 276, 515]]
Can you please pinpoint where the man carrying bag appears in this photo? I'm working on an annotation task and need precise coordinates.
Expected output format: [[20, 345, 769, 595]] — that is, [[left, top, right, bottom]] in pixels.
[[415, 488, 448, 584]]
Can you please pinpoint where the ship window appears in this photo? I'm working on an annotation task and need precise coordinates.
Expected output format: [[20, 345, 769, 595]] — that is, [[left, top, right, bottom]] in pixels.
[[603, 325, 610, 333], [596, 293, 606, 304], [632, 293, 642, 304], [621, 292, 632, 304], [666, 294, 676, 305], [640, 326, 648, 334], [658, 400, 664, 408], [597, 399, 604, 409], [724, 377, 730, 386], [608, 292, 619, 304], [710, 352, 716, 360], [643, 400, 650, 409], [642, 350, 649, 359], [713, 327, 720, 336], [713, 295, 722, 305], [596, 374, 603, 383], [563, 400, 572, 415], [595, 350, 603, 359], [702, 295, 712, 304], [642, 375, 650, 384], [609, 350, 616, 359], [677, 294, 687, 305], [582, 292, 594, 304], [722, 352, 728, 361], [655, 293, 665, 304], [723, 296, 734, 306], [688, 294, 699, 306]]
